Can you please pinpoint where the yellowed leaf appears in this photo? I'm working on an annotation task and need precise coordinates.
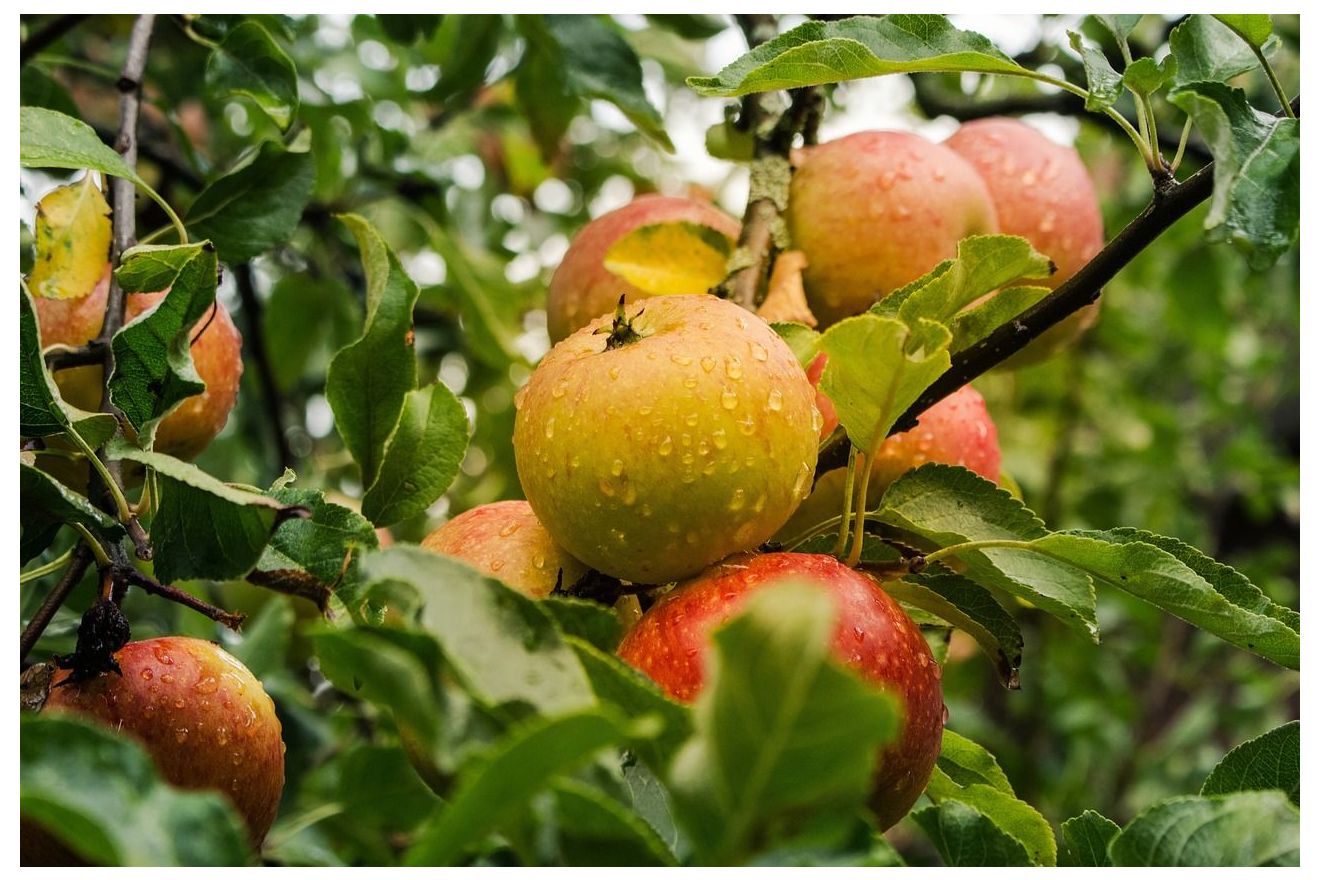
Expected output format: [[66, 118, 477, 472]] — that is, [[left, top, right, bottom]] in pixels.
[[757, 250, 817, 327], [27, 175, 112, 300], [602, 220, 732, 296]]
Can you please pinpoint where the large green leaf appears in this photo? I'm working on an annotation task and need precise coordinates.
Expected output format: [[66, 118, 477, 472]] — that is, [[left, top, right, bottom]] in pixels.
[[108, 243, 218, 438], [925, 764, 1056, 865], [20, 106, 139, 182], [19, 285, 116, 444], [666, 583, 900, 865], [1200, 721, 1299, 805], [550, 778, 678, 867], [1213, 15, 1274, 48], [21, 715, 252, 866], [261, 273, 360, 392], [1060, 810, 1120, 867], [257, 483, 380, 593], [404, 709, 642, 865], [1169, 82, 1298, 269], [361, 382, 469, 528], [20, 462, 124, 564], [911, 800, 1032, 867], [1169, 15, 1263, 89], [1069, 30, 1123, 112], [688, 15, 1023, 97], [326, 215, 421, 487], [1109, 791, 1298, 867], [935, 730, 1014, 795], [106, 440, 292, 583], [205, 21, 300, 130], [425, 15, 504, 104], [185, 141, 315, 264], [883, 573, 1022, 688]]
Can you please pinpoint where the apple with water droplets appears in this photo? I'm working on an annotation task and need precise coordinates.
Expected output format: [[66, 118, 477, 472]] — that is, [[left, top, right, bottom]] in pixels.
[[618, 552, 945, 830], [421, 499, 588, 597], [514, 295, 820, 585], [37, 637, 285, 850]]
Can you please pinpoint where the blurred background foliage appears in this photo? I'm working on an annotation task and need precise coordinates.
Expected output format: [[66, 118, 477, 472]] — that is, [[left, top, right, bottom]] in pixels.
[[19, 12, 1298, 863]]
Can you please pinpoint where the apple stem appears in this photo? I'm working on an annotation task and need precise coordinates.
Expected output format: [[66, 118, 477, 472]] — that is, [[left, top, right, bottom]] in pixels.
[[602, 295, 644, 350], [845, 454, 873, 568]]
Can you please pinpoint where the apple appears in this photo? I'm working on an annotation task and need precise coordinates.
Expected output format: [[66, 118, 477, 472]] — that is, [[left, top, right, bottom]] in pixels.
[[780, 385, 1000, 541], [945, 118, 1105, 365], [546, 195, 740, 343], [40, 637, 285, 847], [421, 499, 588, 598], [805, 353, 839, 439], [617, 552, 944, 829], [35, 267, 243, 461], [514, 295, 820, 584], [787, 131, 999, 326]]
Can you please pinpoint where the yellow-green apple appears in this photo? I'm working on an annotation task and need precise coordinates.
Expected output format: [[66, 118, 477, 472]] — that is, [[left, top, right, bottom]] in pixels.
[[421, 499, 588, 597], [35, 267, 243, 460], [617, 552, 944, 830], [787, 131, 999, 325], [945, 118, 1105, 365], [546, 195, 740, 343], [514, 295, 820, 584], [40, 637, 285, 846]]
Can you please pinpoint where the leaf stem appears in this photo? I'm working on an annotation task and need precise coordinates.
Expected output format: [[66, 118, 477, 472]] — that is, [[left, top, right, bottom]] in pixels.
[[845, 452, 872, 567], [923, 539, 1033, 565], [69, 523, 113, 568], [65, 427, 133, 524], [20, 548, 75, 584], [1255, 47, 1296, 118], [834, 447, 858, 556], [1170, 116, 1193, 174]]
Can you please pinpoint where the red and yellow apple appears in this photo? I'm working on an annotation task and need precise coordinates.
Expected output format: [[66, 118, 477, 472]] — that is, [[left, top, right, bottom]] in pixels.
[[35, 267, 243, 460], [546, 195, 740, 343], [514, 295, 819, 584], [421, 499, 588, 598], [945, 118, 1105, 365], [787, 131, 999, 325], [618, 552, 944, 829]]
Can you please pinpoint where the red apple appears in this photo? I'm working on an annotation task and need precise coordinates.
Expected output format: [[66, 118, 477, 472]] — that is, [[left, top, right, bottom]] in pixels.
[[41, 637, 285, 846], [545, 195, 740, 343], [788, 131, 999, 325], [421, 499, 588, 598], [618, 552, 944, 829]]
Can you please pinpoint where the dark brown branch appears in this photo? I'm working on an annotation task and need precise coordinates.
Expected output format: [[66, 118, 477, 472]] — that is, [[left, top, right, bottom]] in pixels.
[[20, 544, 95, 664], [111, 549, 245, 631], [44, 341, 108, 370], [234, 264, 294, 474], [20, 14, 89, 65]]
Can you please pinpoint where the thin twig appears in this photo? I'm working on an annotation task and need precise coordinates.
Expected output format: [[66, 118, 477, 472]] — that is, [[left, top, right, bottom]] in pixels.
[[20, 14, 90, 65], [110, 547, 245, 631], [234, 264, 295, 473], [44, 341, 108, 370], [20, 544, 95, 664]]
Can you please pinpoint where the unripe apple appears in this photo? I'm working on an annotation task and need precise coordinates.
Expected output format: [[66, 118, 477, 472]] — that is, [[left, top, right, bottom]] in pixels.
[[514, 295, 820, 584], [41, 637, 285, 847], [780, 385, 1000, 541], [421, 499, 588, 598], [787, 131, 999, 325], [945, 118, 1105, 365], [618, 552, 944, 829], [35, 267, 243, 460], [546, 195, 740, 343]]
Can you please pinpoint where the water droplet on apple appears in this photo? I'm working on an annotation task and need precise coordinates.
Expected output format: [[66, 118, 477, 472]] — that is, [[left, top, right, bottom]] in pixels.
[[671, 354, 693, 366], [500, 521, 520, 537], [543, 417, 555, 439], [728, 489, 746, 511], [175, 728, 189, 743], [195, 676, 219, 695], [140, 668, 154, 681], [657, 436, 673, 457], [724, 356, 743, 380], [712, 429, 728, 450], [766, 389, 783, 412], [610, 459, 624, 476], [750, 342, 768, 362], [721, 389, 738, 410], [700, 356, 716, 373]]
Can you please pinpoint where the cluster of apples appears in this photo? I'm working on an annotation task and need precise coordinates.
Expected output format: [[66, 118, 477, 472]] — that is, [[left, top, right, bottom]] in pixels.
[[424, 118, 1102, 827]]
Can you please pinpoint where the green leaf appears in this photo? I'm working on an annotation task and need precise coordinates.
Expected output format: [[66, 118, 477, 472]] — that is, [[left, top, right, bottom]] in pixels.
[[326, 214, 421, 487], [925, 765, 1057, 865], [883, 574, 1021, 687], [911, 801, 1032, 867], [377, 15, 443, 44], [259, 484, 379, 592], [819, 314, 951, 454], [666, 582, 900, 865], [1213, 15, 1273, 49], [947, 286, 1050, 353], [602, 220, 732, 296], [770, 322, 820, 369], [1061, 810, 1120, 867], [425, 15, 504, 104], [361, 383, 469, 527], [936, 730, 1014, 795], [262, 273, 360, 392], [1047, 529, 1299, 668], [645, 14, 728, 41], [1169, 82, 1298, 269], [108, 243, 218, 437], [550, 778, 678, 866], [19, 285, 117, 444], [542, 598, 623, 652], [185, 141, 315, 264], [1169, 16, 1263, 89], [876, 465, 1099, 640], [106, 440, 292, 583], [1091, 15, 1142, 44], [513, 35, 577, 160], [1067, 31, 1123, 111], [422, 226, 528, 369], [20, 106, 139, 182], [21, 715, 251, 866], [1109, 791, 1298, 867], [688, 14, 1023, 97], [1200, 721, 1299, 805], [404, 709, 641, 865], [360, 547, 596, 716], [20, 67, 81, 117], [531, 15, 673, 151], [1122, 55, 1178, 98], [205, 21, 299, 130], [335, 743, 441, 832], [20, 462, 124, 564], [567, 636, 692, 771]]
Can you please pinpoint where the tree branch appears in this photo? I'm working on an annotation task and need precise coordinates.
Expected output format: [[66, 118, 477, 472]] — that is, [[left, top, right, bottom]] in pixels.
[[20, 544, 95, 664], [234, 264, 295, 474], [20, 14, 89, 65], [109, 545, 245, 631]]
